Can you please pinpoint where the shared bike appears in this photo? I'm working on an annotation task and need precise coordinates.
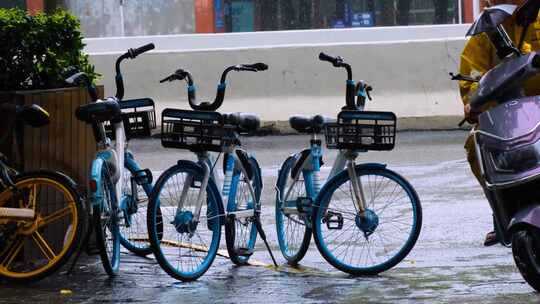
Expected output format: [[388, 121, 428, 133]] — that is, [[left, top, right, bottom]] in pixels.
[[148, 62, 276, 281], [0, 103, 84, 282], [73, 43, 157, 276], [275, 53, 422, 275]]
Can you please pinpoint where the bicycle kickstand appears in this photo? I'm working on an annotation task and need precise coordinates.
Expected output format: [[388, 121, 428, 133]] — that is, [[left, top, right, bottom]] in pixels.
[[66, 219, 98, 275], [254, 212, 278, 267]]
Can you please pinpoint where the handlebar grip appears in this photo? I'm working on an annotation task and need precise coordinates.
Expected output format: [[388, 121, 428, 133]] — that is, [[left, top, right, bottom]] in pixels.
[[243, 63, 268, 71], [319, 52, 337, 64], [159, 76, 171, 83], [129, 43, 155, 59]]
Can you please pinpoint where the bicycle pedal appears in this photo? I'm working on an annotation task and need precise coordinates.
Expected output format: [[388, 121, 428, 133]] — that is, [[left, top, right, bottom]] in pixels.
[[235, 247, 254, 257], [322, 211, 344, 230]]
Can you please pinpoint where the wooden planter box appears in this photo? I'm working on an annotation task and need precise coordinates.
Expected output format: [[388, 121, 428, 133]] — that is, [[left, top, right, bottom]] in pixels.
[[0, 86, 104, 188]]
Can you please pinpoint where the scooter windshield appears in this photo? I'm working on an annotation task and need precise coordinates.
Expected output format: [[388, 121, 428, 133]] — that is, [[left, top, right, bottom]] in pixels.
[[470, 52, 536, 110]]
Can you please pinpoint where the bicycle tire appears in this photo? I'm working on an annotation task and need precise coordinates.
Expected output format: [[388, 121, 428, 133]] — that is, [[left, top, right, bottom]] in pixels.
[[0, 171, 83, 283], [93, 161, 121, 277], [148, 160, 222, 281], [313, 165, 422, 275], [225, 155, 262, 266], [275, 156, 312, 265]]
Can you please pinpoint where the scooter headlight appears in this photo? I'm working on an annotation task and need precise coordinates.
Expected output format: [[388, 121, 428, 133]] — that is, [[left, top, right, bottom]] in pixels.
[[491, 139, 540, 172]]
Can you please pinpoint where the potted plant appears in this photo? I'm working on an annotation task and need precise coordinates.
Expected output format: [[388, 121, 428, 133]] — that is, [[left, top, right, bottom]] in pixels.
[[0, 8, 102, 185]]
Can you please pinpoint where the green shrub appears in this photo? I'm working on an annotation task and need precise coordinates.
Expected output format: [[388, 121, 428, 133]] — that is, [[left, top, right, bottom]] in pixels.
[[0, 8, 98, 91]]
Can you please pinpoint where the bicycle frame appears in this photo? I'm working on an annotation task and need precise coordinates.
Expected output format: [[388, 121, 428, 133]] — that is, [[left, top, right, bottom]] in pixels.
[[279, 134, 368, 217], [174, 148, 259, 225], [88, 100, 126, 211]]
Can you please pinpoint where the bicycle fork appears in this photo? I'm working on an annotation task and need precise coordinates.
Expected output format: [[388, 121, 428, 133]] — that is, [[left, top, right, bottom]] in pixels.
[[346, 159, 367, 215]]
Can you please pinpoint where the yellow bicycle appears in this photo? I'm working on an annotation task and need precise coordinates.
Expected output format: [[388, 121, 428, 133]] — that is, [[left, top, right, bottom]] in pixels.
[[0, 104, 84, 283]]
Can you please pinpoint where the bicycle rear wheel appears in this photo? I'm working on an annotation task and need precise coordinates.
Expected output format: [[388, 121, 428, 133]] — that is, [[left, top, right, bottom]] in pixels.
[[225, 156, 262, 266], [93, 163, 120, 277], [118, 157, 153, 256], [275, 156, 312, 265], [313, 166, 422, 275], [0, 171, 83, 283], [148, 160, 222, 281]]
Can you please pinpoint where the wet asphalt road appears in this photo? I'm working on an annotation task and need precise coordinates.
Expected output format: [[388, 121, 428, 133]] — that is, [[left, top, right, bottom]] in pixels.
[[2, 130, 540, 303]]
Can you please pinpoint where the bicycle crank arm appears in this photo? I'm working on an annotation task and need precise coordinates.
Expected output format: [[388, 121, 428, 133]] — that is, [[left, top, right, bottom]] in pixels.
[[0, 207, 35, 220]]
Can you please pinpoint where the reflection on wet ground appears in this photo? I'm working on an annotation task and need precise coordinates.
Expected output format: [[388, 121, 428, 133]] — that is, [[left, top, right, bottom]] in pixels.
[[2, 131, 540, 303]]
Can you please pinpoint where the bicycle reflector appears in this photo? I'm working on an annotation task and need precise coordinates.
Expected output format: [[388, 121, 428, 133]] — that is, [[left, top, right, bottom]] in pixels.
[[89, 179, 98, 193]]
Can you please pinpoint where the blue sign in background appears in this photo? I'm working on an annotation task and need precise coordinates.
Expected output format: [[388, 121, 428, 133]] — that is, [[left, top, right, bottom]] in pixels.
[[351, 12, 375, 27], [214, 0, 224, 30]]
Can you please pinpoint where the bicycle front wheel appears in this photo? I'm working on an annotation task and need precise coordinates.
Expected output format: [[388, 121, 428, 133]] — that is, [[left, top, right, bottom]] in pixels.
[[0, 171, 83, 283], [93, 162, 121, 277], [313, 166, 422, 275], [148, 161, 222, 282], [225, 155, 261, 266]]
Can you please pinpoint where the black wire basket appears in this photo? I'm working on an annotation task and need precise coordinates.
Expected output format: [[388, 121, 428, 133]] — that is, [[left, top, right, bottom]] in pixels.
[[161, 109, 238, 152], [324, 110, 397, 151], [105, 98, 156, 139]]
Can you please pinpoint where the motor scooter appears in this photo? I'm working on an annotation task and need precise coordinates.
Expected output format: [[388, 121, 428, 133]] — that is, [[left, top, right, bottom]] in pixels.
[[451, 0, 540, 291]]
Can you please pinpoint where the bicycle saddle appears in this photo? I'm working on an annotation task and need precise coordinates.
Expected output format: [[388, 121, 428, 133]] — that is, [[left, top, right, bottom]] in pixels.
[[224, 112, 260, 133], [76, 100, 122, 124], [17, 104, 50, 128], [289, 115, 325, 134]]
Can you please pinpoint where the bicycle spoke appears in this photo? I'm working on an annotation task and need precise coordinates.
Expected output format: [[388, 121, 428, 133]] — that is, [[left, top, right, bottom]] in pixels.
[[38, 206, 73, 228], [32, 231, 57, 261], [1, 237, 24, 268]]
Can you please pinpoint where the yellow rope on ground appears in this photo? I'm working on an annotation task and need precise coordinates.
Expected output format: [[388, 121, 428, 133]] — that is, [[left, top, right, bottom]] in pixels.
[[129, 238, 333, 275]]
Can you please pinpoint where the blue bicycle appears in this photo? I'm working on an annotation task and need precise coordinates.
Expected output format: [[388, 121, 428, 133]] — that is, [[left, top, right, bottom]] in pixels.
[[74, 43, 156, 276], [275, 52, 422, 275], [148, 63, 276, 281]]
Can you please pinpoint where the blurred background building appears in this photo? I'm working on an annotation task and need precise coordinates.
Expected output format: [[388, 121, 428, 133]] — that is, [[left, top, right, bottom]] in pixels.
[[1, 0, 482, 37]]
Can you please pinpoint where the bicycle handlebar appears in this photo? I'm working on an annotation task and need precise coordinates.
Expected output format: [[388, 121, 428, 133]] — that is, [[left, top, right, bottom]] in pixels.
[[161, 62, 268, 111], [319, 52, 340, 65], [65, 72, 99, 102], [128, 43, 155, 59], [115, 43, 155, 100], [319, 52, 361, 109]]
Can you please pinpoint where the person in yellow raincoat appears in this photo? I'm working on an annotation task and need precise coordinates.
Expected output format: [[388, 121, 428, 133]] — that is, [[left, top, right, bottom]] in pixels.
[[459, 0, 540, 245]]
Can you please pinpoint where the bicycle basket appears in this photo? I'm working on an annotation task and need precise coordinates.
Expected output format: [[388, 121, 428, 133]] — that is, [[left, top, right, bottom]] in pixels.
[[105, 98, 157, 139], [324, 110, 396, 151], [161, 109, 237, 152]]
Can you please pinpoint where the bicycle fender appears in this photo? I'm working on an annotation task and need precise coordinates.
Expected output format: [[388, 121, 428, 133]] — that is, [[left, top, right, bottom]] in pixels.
[[16, 170, 80, 199], [89, 158, 106, 207], [248, 155, 263, 192], [235, 149, 253, 181], [291, 149, 311, 180], [276, 155, 295, 189]]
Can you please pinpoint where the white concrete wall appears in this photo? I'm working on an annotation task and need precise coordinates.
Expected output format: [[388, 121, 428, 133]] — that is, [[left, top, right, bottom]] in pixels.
[[85, 25, 470, 128]]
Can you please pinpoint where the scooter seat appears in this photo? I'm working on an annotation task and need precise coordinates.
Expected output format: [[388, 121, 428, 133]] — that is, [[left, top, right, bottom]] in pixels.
[[75, 100, 122, 124], [289, 115, 325, 134]]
